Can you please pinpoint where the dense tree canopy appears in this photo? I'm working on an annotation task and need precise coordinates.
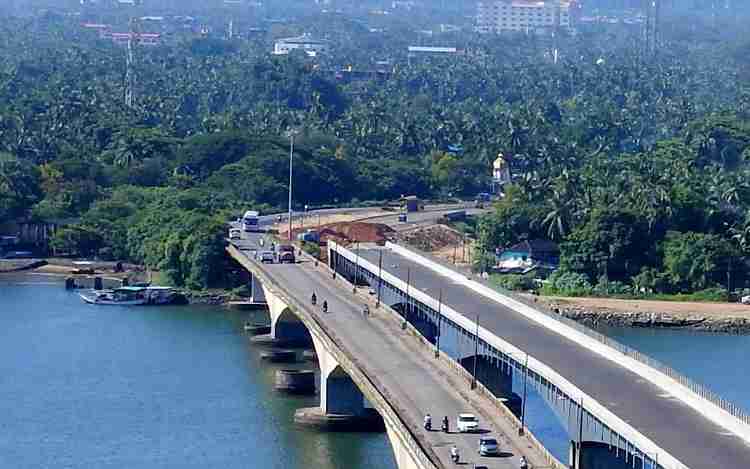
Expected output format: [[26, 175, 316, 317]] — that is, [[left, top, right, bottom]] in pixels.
[[2, 9, 750, 290]]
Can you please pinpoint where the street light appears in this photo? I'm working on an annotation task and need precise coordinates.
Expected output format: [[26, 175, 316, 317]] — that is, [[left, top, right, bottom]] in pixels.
[[435, 288, 442, 358], [285, 128, 300, 241], [376, 249, 383, 308], [471, 313, 480, 390], [303, 204, 308, 229], [353, 241, 360, 293], [520, 352, 529, 434]]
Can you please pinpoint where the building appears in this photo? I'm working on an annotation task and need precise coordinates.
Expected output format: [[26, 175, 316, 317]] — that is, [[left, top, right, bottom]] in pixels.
[[476, 1, 576, 34], [104, 32, 161, 46], [496, 239, 559, 274], [273, 35, 328, 57]]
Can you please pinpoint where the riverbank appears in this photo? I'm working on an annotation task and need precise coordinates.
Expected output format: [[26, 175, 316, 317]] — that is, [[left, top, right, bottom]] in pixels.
[[537, 296, 750, 334], [0, 261, 240, 306]]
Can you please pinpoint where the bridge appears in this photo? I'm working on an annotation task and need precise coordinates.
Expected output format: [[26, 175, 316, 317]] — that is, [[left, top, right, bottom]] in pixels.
[[228, 226, 750, 469], [228, 240, 557, 469]]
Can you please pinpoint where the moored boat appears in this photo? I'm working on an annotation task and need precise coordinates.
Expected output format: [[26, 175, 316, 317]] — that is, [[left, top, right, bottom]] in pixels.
[[79, 287, 148, 306], [79, 286, 179, 306]]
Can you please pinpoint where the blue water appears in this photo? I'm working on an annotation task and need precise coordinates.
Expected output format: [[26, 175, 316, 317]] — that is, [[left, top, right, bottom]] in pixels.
[[3, 275, 746, 468], [0, 275, 395, 469], [595, 325, 750, 412], [515, 325, 750, 464]]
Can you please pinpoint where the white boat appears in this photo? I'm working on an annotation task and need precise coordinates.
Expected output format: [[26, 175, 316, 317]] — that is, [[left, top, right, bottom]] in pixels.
[[79, 288, 148, 306], [79, 286, 178, 306]]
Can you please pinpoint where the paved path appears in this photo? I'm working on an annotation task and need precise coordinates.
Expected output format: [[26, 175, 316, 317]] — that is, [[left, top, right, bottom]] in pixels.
[[243, 250, 551, 469], [356, 248, 750, 469]]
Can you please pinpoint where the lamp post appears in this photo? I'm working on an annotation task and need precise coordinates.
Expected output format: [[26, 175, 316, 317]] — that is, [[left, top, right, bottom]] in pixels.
[[403, 267, 411, 329], [471, 313, 480, 389], [285, 129, 299, 241], [353, 241, 360, 293], [520, 352, 529, 435], [435, 288, 442, 358], [376, 249, 383, 308], [303, 204, 308, 229]]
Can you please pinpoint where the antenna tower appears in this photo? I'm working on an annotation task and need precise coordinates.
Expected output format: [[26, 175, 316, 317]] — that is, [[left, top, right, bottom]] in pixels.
[[643, 0, 660, 57], [125, 16, 140, 108]]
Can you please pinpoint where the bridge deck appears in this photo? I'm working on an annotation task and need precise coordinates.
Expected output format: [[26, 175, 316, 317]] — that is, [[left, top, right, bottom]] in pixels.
[[357, 247, 750, 469], [232, 240, 551, 469]]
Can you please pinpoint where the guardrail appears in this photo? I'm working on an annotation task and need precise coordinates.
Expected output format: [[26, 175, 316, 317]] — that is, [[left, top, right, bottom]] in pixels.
[[395, 241, 750, 427], [226, 245, 442, 469]]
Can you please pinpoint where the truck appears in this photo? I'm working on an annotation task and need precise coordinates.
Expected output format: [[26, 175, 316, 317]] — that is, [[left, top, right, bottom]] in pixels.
[[242, 210, 260, 232], [278, 244, 296, 264]]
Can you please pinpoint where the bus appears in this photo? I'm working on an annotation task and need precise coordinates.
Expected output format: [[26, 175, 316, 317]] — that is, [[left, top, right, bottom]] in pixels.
[[242, 210, 260, 232]]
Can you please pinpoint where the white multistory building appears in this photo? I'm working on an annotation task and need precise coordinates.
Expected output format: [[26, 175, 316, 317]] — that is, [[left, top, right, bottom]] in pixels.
[[476, 1, 576, 34]]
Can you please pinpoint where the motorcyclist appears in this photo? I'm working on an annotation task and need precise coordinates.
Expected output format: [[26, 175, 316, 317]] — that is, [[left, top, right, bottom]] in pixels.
[[322, 300, 328, 312], [519, 456, 528, 469], [363, 304, 370, 317], [311, 292, 317, 305], [450, 445, 459, 463], [441, 416, 449, 433], [423, 413, 432, 431]]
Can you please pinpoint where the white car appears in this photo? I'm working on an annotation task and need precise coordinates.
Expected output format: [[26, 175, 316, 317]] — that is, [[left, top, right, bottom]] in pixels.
[[478, 437, 499, 456], [457, 413, 479, 433]]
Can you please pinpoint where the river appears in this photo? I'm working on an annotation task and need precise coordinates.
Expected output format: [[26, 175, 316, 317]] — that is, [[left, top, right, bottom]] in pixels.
[[0, 275, 396, 469], [2, 276, 748, 468]]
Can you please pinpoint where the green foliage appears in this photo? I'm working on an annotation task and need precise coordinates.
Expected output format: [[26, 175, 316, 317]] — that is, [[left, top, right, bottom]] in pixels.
[[661, 231, 735, 292], [301, 241, 321, 259], [491, 274, 536, 292], [542, 270, 594, 297], [0, 155, 42, 220]]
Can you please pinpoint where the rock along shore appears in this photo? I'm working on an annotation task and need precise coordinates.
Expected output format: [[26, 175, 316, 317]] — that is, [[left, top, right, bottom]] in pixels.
[[548, 302, 750, 335]]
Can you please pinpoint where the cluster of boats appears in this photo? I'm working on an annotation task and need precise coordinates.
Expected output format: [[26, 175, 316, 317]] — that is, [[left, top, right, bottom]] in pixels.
[[79, 285, 179, 306]]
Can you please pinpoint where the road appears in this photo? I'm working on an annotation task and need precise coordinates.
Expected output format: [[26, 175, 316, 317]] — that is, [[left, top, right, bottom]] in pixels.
[[231, 235, 548, 469], [240, 204, 487, 232], [355, 247, 750, 469]]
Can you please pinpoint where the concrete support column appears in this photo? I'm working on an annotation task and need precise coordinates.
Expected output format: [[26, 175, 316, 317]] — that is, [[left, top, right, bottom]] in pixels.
[[294, 335, 383, 432], [252, 284, 311, 347], [249, 272, 266, 304], [385, 426, 424, 469]]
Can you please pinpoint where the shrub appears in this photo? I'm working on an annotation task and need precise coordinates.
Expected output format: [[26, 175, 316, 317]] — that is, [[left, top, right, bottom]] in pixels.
[[542, 270, 593, 296], [492, 274, 536, 292]]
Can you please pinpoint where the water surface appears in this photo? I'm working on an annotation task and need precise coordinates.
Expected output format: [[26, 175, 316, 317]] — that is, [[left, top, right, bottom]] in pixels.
[[0, 275, 395, 469]]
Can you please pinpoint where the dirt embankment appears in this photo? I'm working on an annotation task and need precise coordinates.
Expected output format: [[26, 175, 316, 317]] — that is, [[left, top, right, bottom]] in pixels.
[[539, 296, 750, 334], [397, 225, 474, 267]]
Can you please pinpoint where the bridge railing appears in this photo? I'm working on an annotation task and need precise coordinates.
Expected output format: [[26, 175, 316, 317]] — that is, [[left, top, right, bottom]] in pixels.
[[394, 241, 750, 427], [227, 244, 442, 469]]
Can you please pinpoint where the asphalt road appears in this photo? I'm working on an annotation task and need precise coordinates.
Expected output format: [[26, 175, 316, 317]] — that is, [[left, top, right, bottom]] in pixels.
[[356, 248, 750, 469], [231, 237, 546, 469]]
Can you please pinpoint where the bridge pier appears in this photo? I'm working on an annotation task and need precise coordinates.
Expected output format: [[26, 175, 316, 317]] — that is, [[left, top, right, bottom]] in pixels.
[[251, 284, 312, 347], [294, 335, 384, 432], [570, 441, 644, 469]]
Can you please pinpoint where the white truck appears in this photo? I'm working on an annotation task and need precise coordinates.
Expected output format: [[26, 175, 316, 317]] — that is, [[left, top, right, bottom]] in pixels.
[[242, 210, 260, 232]]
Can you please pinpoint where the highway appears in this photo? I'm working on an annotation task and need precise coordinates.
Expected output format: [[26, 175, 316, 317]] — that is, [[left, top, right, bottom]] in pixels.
[[230, 232, 550, 469], [355, 247, 750, 469]]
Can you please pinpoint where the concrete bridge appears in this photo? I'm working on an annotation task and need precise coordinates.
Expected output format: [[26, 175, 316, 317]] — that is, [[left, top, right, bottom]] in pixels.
[[228, 233, 750, 469], [228, 242, 560, 469], [329, 241, 750, 469]]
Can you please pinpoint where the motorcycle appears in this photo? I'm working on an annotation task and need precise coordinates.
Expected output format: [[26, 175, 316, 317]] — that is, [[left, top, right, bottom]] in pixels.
[[441, 417, 449, 433], [519, 457, 528, 469], [363, 305, 370, 317], [450, 447, 459, 464], [423, 415, 432, 431], [322, 301, 328, 313], [311, 293, 317, 305]]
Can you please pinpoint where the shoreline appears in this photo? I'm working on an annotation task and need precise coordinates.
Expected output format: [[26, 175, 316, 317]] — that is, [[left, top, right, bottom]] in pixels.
[[0, 270, 235, 306], [541, 297, 750, 335]]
